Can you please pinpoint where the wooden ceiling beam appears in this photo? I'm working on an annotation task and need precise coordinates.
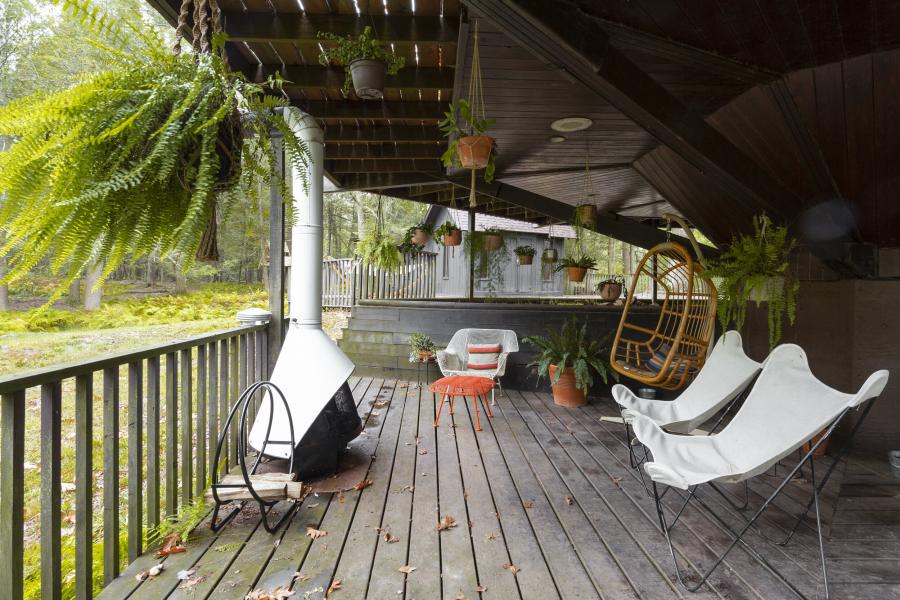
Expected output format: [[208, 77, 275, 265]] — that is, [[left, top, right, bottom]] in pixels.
[[323, 125, 444, 143], [336, 173, 446, 191], [464, 0, 795, 220], [223, 13, 458, 44], [295, 100, 443, 121], [270, 65, 454, 90], [325, 143, 444, 160], [326, 159, 444, 173], [450, 176, 715, 255]]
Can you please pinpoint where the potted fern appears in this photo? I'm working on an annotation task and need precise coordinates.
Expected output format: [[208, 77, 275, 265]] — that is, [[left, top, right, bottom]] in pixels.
[[358, 229, 402, 272], [408, 332, 437, 362], [514, 245, 536, 265], [0, 0, 308, 301], [703, 214, 798, 348], [524, 318, 617, 407], [556, 254, 597, 283], [597, 275, 624, 302], [317, 26, 405, 100], [435, 221, 462, 247]]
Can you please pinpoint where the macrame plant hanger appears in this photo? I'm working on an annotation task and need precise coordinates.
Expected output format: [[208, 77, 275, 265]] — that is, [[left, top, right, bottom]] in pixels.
[[579, 134, 595, 254], [467, 20, 487, 208], [173, 0, 230, 262]]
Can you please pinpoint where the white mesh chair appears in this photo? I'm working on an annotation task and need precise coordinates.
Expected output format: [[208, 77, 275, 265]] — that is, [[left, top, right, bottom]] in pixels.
[[436, 329, 519, 404], [632, 344, 889, 598]]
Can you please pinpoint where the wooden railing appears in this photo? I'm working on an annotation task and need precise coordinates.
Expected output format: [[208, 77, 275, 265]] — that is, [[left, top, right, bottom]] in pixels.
[[0, 324, 267, 599], [323, 253, 438, 308]]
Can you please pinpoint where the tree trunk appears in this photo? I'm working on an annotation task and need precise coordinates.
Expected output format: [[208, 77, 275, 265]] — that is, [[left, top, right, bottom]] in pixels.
[[68, 277, 82, 306], [0, 254, 8, 310], [174, 263, 187, 294], [84, 263, 103, 311]]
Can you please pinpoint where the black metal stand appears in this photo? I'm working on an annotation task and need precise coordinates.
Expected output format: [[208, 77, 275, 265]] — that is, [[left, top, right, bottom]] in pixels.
[[210, 381, 297, 534]]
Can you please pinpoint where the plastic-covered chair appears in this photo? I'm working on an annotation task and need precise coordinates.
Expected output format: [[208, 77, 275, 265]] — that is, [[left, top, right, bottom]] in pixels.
[[633, 344, 889, 598], [436, 328, 519, 404]]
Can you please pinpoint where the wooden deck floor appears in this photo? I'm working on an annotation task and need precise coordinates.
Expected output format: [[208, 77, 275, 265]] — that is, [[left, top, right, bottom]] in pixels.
[[100, 376, 900, 600]]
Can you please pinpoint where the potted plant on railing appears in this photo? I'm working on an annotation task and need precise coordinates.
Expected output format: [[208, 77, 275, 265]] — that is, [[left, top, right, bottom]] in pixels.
[[703, 214, 798, 349], [555, 254, 597, 283], [408, 332, 437, 363], [597, 275, 625, 302], [317, 26, 405, 100], [435, 221, 462, 247], [514, 245, 536, 265], [524, 318, 617, 407], [0, 0, 309, 302]]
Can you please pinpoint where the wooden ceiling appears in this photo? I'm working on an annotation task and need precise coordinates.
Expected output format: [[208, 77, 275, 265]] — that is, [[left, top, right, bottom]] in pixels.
[[146, 0, 900, 259]]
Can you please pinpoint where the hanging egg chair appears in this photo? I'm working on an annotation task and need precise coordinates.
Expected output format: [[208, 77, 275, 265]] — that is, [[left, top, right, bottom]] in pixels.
[[610, 238, 717, 391]]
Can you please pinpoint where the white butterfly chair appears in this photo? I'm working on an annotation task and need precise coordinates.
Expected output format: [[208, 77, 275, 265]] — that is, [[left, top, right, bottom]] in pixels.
[[614, 331, 762, 481], [436, 328, 519, 405], [632, 344, 889, 599]]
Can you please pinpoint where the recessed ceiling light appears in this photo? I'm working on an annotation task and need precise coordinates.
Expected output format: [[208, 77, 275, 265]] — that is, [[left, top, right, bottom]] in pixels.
[[549, 135, 566, 143], [550, 117, 593, 133]]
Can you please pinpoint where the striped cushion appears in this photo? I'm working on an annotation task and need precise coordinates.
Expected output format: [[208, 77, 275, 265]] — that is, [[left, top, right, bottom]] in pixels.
[[645, 343, 697, 376], [466, 343, 502, 370]]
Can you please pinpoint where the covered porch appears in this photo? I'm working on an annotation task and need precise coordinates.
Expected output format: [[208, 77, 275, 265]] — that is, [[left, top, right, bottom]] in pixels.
[[98, 376, 899, 600]]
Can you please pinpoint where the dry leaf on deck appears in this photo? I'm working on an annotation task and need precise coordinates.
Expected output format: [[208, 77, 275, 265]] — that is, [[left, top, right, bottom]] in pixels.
[[564, 496, 573, 506], [326, 579, 342, 597], [437, 515, 457, 531], [157, 532, 186, 557], [610, 476, 622, 488], [502, 563, 521, 576], [383, 531, 400, 544], [176, 568, 196, 580], [178, 576, 206, 589], [354, 479, 373, 491], [455, 596, 467, 600], [306, 527, 328, 540], [475, 585, 487, 592], [418, 449, 428, 455], [134, 563, 165, 582], [398, 565, 416, 574], [522, 500, 533, 509], [246, 586, 295, 600], [484, 531, 497, 541], [293, 572, 310, 583]]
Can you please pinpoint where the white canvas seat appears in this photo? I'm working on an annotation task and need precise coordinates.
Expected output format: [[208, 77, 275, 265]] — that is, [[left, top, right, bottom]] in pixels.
[[436, 329, 519, 403], [633, 343, 889, 598], [614, 330, 761, 434]]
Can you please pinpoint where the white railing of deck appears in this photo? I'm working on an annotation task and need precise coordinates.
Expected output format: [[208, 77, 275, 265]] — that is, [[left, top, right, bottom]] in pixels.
[[322, 252, 439, 308]]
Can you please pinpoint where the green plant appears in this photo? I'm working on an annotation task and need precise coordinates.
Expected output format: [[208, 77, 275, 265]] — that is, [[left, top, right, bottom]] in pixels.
[[0, 0, 308, 305], [524, 318, 617, 394], [400, 222, 433, 253], [434, 220, 460, 244], [408, 332, 437, 362], [317, 26, 405, 94], [514, 245, 536, 257], [145, 495, 211, 548], [463, 229, 508, 296], [438, 99, 497, 182], [703, 214, 798, 348], [555, 254, 597, 271], [598, 275, 625, 286], [357, 229, 403, 271]]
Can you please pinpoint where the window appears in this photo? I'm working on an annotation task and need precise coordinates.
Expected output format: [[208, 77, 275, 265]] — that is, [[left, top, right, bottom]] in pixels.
[[442, 245, 450, 279]]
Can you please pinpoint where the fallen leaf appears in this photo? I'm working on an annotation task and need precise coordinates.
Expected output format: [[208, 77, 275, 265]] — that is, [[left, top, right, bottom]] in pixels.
[[246, 586, 295, 600], [522, 500, 533, 509], [383, 530, 400, 544], [398, 565, 416, 574], [402, 485, 415, 493], [157, 532, 186, 557], [134, 563, 165, 582], [484, 531, 497, 541], [564, 496, 573, 506], [177, 568, 196, 580], [178, 576, 206, 589], [306, 527, 327, 540], [437, 515, 457, 531], [610, 476, 622, 488], [475, 585, 487, 592], [418, 449, 428, 455], [338, 493, 345, 504], [455, 596, 467, 600], [326, 579, 342, 597], [354, 479, 373, 491], [398, 382, 409, 388], [502, 563, 521, 576], [293, 573, 310, 583]]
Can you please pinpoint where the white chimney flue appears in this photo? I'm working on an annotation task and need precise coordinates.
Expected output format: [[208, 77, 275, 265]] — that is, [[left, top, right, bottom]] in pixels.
[[248, 107, 355, 459]]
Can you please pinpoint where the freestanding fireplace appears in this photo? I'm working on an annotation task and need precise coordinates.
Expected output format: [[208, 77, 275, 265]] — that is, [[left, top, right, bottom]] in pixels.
[[248, 107, 361, 479]]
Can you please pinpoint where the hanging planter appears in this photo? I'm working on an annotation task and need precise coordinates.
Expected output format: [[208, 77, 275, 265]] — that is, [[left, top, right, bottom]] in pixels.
[[483, 229, 504, 251], [597, 275, 625, 302], [515, 245, 536, 265], [435, 221, 462, 247], [574, 204, 598, 230], [403, 223, 433, 247], [317, 26, 405, 101], [0, 0, 309, 297], [439, 21, 496, 207], [358, 197, 402, 271], [542, 248, 558, 263], [556, 254, 597, 283]]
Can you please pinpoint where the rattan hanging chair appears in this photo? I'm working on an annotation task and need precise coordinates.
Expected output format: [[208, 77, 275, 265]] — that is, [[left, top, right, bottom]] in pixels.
[[610, 240, 717, 391]]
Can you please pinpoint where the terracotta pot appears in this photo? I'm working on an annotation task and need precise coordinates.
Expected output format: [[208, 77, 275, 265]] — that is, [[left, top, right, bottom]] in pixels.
[[567, 266, 588, 283], [442, 229, 462, 246], [575, 204, 597, 229], [542, 248, 558, 263], [457, 135, 494, 169], [517, 254, 534, 265], [483, 233, 503, 251], [549, 365, 587, 407], [411, 228, 431, 246], [349, 58, 387, 100], [749, 276, 785, 303], [802, 430, 830, 457], [418, 350, 434, 362], [598, 282, 623, 302]]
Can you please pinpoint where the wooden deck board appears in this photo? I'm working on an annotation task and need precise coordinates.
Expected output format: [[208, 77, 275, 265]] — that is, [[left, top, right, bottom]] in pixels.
[[105, 377, 900, 600]]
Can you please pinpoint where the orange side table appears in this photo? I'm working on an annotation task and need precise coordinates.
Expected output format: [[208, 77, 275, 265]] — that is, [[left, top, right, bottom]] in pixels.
[[430, 375, 495, 431]]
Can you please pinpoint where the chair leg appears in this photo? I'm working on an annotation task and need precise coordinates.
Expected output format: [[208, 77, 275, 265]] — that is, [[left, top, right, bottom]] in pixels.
[[449, 395, 454, 415], [473, 394, 482, 431], [433, 393, 446, 428], [483, 393, 493, 418]]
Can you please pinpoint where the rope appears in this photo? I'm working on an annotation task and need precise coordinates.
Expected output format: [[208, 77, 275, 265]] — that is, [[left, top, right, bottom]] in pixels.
[[467, 20, 485, 208]]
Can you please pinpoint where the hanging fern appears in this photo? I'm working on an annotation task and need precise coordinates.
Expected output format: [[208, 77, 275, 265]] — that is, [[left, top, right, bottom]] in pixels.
[[0, 0, 309, 303]]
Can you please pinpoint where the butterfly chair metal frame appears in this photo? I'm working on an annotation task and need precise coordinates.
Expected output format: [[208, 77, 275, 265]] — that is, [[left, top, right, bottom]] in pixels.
[[611, 242, 717, 391], [210, 381, 297, 534]]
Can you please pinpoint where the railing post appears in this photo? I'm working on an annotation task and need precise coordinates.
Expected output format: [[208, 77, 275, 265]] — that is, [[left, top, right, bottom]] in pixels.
[[196, 344, 207, 497], [127, 360, 143, 561], [103, 367, 120, 583], [74, 374, 92, 600], [179, 350, 192, 506], [41, 382, 62, 600], [0, 390, 25, 600], [147, 356, 161, 532], [207, 343, 219, 483], [165, 352, 178, 517]]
